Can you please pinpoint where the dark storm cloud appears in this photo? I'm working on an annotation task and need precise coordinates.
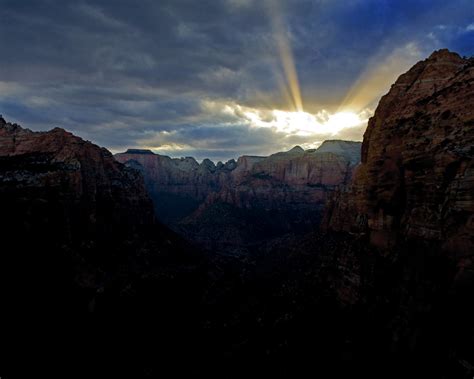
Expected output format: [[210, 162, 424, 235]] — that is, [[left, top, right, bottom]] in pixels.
[[0, 0, 473, 161]]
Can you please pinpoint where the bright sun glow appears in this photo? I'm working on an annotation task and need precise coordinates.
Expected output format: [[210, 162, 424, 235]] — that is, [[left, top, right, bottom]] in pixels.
[[325, 112, 362, 133], [202, 100, 370, 140], [243, 109, 364, 136]]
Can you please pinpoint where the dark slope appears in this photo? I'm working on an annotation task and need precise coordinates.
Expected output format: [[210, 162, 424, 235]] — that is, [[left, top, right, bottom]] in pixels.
[[0, 117, 211, 378]]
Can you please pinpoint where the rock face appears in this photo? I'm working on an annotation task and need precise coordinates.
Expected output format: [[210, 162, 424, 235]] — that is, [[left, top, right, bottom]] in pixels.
[[0, 117, 211, 377], [326, 49, 474, 255], [0, 117, 201, 304], [0, 118, 155, 231], [115, 149, 237, 222], [2, 49, 473, 378], [317, 50, 474, 375], [314, 140, 362, 164], [116, 141, 361, 250], [116, 141, 361, 218]]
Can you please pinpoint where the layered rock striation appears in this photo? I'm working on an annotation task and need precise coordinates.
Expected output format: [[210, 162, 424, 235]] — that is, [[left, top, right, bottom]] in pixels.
[[115, 149, 237, 222], [115, 141, 361, 225], [325, 49, 474, 255], [316, 50, 474, 374], [0, 118, 155, 232], [116, 141, 361, 251]]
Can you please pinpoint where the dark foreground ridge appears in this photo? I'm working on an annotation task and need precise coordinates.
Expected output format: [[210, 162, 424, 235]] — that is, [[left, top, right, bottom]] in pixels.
[[0, 117, 212, 377]]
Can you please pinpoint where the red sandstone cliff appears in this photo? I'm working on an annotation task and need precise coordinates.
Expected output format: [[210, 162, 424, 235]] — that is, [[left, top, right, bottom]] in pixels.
[[0, 117, 214, 377], [0, 117, 202, 305], [198, 145, 358, 212], [115, 141, 360, 252], [0, 117, 155, 230], [115, 141, 361, 226], [325, 49, 474, 256], [115, 150, 234, 202]]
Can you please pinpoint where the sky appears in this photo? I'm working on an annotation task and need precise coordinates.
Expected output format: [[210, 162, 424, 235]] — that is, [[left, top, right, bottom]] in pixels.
[[0, 0, 473, 162]]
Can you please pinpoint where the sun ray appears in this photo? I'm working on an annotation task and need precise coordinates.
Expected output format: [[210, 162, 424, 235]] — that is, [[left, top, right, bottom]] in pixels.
[[265, 0, 303, 112]]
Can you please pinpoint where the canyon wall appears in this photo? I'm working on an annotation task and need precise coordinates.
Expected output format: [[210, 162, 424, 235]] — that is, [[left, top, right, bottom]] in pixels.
[[116, 140, 361, 251], [325, 49, 474, 256], [315, 49, 474, 375], [0, 118, 155, 234], [2, 48, 473, 377], [0, 117, 210, 377]]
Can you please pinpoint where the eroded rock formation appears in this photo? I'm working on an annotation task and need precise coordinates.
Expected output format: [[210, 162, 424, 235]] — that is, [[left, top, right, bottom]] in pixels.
[[0, 118, 155, 231], [116, 141, 361, 251], [325, 49, 474, 255], [116, 141, 361, 224], [315, 49, 474, 375]]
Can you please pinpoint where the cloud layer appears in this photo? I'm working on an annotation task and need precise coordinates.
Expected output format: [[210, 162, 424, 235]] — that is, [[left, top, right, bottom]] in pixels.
[[0, 0, 473, 161]]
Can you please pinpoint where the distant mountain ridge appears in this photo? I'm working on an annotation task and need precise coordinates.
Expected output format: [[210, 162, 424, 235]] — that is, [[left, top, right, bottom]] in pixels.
[[314, 140, 361, 164], [120, 139, 361, 166], [115, 140, 362, 251], [115, 142, 361, 194]]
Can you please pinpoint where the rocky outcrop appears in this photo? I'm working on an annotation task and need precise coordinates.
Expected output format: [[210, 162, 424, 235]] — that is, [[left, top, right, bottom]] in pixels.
[[207, 146, 358, 210], [325, 49, 474, 255], [0, 117, 176, 299], [317, 50, 474, 375], [116, 141, 361, 251], [116, 141, 361, 226], [115, 149, 237, 222], [115, 149, 237, 202], [0, 117, 213, 377], [313, 140, 361, 164], [0, 118, 155, 229]]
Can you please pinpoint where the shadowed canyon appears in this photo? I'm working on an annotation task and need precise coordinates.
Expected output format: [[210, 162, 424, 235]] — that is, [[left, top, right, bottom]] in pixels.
[[115, 139, 361, 254], [1, 49, 474, 378]]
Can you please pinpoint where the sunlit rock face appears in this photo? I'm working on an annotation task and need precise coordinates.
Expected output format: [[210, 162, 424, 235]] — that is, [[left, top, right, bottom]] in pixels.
[[325, 49, 474, 255], [116, 141, 361, 251], [316, 51, 474, 374], [115, 149, 237, 223], [116, 141, 361, 217], [315, 140, 362, 164], [0, 118, 155, 229], [213, 141, 362, 209]]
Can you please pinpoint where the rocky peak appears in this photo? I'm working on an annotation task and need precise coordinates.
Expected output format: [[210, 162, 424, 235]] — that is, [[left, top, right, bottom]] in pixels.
[[326, 50, 474, 254], [427, 48, 463, 62], [317, 140, 358, 149], [0, 118, 27, 134], [201, 158, 216, 172], [315, 140, 362, 164], [362, 49, 471, 164], [50, 126, 70, 134], [172, 156, 199, 171], [289, 145, 304, 153], [224, 159, 237, 170], [0, 116, 155, 232], [235, 155, 266, 171], [125, 148, 155, 155], [115, 139, 361, 228]]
